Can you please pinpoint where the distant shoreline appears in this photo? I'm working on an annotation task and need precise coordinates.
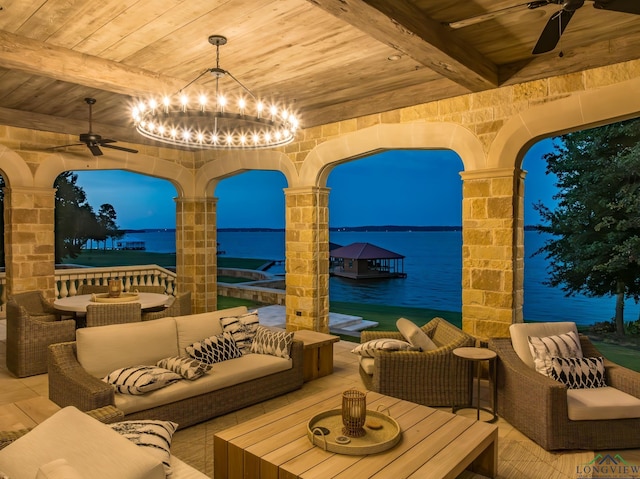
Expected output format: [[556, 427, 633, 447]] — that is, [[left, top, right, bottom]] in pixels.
[[123, 225, 464, 233], [123, 225, 542, 233]]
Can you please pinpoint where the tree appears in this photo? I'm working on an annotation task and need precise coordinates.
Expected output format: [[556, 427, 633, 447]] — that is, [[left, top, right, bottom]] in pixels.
[[534, 117, 640, 336], [54, 172, 101, 263], [96, 203, 122, 250]]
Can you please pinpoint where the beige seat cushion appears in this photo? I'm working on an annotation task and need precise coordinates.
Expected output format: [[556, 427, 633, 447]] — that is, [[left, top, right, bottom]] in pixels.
[[77, 317, 179, 378], [567, 386, 640, 420], [509, 322, 579, 369], [359, 357, 375, 375], [114, 353, 292, 414], [0, 407, 164, 479]]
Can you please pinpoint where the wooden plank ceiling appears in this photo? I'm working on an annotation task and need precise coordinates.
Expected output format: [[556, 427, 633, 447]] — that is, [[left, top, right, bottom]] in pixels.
[[0, 0, 638, 151]]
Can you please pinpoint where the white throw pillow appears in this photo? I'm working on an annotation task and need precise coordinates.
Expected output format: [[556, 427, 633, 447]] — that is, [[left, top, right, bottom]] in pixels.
[[103, 366, 182, 395], [351, 338, 418, 358], [396, 318, 437, 351], [109, 420, 177, 477], [527, 330, 583, 376]]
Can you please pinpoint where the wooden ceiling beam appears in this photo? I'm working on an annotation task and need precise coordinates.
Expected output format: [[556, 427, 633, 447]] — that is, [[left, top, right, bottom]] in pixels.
[[0, 31, 184, 97], [305, 0, 499, 91], [0, 106, 146, 146]]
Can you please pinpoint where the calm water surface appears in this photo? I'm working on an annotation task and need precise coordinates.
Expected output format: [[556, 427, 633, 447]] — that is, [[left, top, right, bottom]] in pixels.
[[121, 230, 640, 326]]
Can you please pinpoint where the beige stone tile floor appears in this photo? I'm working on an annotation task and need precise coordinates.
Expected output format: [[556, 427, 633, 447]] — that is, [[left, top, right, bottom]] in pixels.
[[1, 324, 638, 478]]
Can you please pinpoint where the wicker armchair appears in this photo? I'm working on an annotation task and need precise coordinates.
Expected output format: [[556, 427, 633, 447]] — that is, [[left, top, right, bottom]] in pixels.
[[5, 300, 76, 377], [10, 290, 62, 322], [85, 303, 142, 327], [489, 333, 640, 450], [76, 284, 108, 295], [358, 317, 475, 407], [129, 285, 166, 294], [141, 291, 191, 321]]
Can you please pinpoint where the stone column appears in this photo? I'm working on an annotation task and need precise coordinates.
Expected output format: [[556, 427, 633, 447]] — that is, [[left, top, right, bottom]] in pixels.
[[3, 186, 56, 299], [284, 186, 330, 333], [460, 168, 525, 338], [175, 197, 217, 313]]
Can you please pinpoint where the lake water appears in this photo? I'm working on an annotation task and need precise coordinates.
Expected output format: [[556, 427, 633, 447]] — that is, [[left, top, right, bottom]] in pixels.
[[119, 230, 640, 326]]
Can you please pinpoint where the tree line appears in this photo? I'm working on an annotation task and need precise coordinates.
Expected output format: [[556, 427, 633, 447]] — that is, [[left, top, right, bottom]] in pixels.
[[0, 171, 123, 265]]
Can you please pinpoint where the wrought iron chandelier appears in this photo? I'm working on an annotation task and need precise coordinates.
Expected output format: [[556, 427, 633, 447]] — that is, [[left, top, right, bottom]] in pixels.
[[130, 35, 299, 150]]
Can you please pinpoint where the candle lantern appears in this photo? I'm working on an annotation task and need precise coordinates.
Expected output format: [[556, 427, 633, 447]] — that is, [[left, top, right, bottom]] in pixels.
[[341, 389, 366, 437], [108, 278, 123, 298]]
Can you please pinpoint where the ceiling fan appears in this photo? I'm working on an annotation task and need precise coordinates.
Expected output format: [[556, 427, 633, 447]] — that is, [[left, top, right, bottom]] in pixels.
[[446, 0, 640, 55], [53, 98, 138, 157]]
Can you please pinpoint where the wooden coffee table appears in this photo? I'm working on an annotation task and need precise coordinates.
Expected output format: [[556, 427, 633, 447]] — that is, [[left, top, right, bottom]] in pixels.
[[214, 386, 497, 479]]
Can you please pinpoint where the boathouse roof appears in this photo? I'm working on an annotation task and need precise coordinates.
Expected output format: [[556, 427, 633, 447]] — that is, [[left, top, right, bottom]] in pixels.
[[329, 242, 404, 260]]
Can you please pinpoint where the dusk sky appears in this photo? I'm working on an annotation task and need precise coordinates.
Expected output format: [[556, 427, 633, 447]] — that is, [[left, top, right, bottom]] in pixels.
[[74, 138, 557, 230]]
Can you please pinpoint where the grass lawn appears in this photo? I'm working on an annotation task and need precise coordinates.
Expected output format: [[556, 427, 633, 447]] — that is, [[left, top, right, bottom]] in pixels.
[[64, 250, 177, 268], [64, 251, 270, 271]]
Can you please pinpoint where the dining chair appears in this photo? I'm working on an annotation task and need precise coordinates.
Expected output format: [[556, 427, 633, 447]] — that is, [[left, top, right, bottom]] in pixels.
[[141, 291, 191, 321], [76, 284, 109, 295], [9, 291, 62, 322], [85, 303, 142, 327]]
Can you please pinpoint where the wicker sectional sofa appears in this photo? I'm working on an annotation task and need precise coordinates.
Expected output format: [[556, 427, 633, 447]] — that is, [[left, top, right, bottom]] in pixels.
[[47, 306, 304, 429]]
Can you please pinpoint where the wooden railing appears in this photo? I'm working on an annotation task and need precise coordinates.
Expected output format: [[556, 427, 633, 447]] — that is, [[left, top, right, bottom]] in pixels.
[[0, 264, 177, 314]]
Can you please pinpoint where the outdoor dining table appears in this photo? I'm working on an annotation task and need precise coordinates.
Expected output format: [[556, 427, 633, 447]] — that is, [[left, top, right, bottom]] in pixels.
[[53, 292, 171, 313]]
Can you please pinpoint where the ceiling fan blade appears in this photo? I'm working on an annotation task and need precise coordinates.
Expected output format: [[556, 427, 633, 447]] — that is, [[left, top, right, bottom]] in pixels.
[[532, 9, 575, 54], [99, 138, 117, 144], [101, 143, 139, 154], [87, 144, 103, 156], [50, 143, 84, 150], [594, 0, 640, 14]]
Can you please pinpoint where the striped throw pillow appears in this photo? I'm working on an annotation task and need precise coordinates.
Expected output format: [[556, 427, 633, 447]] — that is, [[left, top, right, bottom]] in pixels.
[[109, 420, 177, 476], [527, 330, 583, 376], [103, 366, 182, 395], [350, 338, 418, 358], [220, 311, 260, 354]]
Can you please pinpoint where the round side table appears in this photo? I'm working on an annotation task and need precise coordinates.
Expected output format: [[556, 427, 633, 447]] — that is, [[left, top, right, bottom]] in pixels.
[[452, 347, 497, 423]]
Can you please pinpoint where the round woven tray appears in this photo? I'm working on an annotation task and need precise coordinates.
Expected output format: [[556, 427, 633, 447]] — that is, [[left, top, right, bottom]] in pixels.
[[90, 293, 140, 303], [307, 409, 401, 455]]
